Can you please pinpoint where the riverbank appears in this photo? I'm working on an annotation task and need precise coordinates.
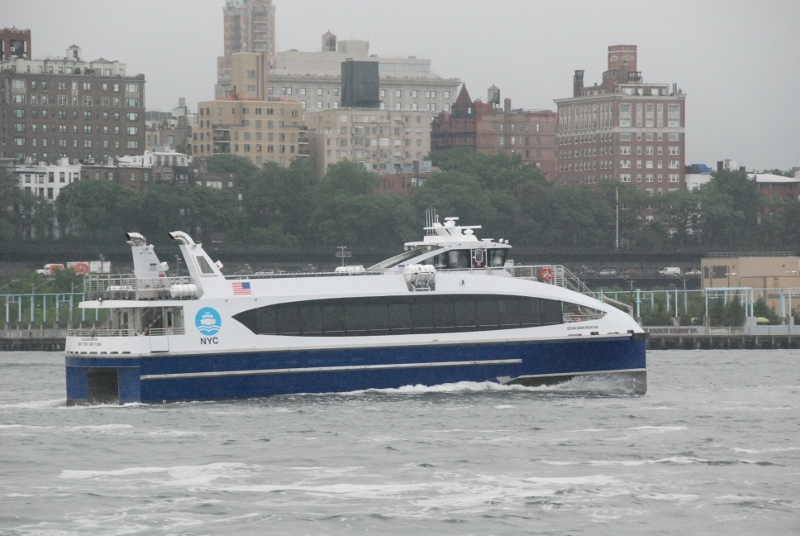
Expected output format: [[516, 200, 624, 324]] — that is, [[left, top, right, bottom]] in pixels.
[[3, 326, 798, 352]]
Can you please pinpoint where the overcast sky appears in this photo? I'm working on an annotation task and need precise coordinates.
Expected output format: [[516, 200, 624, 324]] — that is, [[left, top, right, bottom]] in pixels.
[[6, 0, 800, 170]]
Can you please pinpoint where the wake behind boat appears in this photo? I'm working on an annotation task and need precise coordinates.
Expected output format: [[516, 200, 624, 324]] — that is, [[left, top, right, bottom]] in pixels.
[[65, 216, 646, 404]]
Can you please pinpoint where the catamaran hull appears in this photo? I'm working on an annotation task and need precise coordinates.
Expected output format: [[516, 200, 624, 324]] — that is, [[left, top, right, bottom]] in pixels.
[[65, 336, 646, 404]]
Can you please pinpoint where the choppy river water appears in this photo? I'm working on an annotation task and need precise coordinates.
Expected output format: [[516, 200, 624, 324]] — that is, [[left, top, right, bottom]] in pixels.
[[1, 350, 798, 535]]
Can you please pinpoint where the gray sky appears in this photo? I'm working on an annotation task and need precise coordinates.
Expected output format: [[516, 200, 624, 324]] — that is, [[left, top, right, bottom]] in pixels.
[[6, 0, 800, 170]]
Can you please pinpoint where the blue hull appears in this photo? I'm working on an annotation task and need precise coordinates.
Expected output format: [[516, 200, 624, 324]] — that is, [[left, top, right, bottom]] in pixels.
[[65, 337, 646, 404]]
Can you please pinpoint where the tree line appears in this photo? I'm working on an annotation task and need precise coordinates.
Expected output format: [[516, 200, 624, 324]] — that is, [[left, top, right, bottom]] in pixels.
[[2, 150, 799, 252]]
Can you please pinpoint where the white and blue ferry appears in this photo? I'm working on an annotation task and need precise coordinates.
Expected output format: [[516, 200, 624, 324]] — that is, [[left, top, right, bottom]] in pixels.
[[65, 217, 646, 404]]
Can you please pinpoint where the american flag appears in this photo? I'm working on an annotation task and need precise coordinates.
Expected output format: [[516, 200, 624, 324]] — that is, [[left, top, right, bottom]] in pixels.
[[232, 281, 252, 295]]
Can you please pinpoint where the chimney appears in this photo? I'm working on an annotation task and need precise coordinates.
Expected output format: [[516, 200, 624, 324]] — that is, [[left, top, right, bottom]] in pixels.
[[573, 70, 584, 97], [503, 98, 511, 113]]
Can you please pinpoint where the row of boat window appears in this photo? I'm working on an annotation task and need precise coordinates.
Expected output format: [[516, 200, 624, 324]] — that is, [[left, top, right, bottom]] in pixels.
[[233, 294, 565, 337], [418, 249, 508, 270]]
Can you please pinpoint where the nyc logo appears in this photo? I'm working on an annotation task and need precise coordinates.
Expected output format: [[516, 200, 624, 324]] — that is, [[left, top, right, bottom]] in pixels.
[[195, 308, 221, 344]]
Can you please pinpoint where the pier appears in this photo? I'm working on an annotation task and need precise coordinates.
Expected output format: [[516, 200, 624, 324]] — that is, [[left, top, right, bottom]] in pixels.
[[644, 326, 798, 350], [0, 329, 67, 351]]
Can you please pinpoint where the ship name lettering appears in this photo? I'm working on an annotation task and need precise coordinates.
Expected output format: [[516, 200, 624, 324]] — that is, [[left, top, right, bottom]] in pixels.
[[200, 336, 219, 345]]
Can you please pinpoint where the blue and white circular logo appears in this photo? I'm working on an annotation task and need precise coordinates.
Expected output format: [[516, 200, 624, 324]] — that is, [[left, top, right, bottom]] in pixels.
[[195, 307, 222, 335]]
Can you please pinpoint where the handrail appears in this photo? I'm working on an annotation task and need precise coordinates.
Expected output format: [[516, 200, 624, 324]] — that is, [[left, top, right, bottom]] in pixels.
[[67, 327, 186, 338], [601, 295, 634, 317]]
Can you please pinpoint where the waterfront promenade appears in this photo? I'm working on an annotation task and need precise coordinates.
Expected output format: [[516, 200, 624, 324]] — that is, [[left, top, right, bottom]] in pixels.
[[2, 324, 797, 352]]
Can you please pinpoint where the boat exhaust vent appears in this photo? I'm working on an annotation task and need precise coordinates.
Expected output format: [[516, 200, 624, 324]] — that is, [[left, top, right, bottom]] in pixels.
[[403, 264, 435, 291]]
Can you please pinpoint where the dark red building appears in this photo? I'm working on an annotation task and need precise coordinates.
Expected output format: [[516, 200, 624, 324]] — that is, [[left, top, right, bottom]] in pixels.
[[431, 85, 557, 180]]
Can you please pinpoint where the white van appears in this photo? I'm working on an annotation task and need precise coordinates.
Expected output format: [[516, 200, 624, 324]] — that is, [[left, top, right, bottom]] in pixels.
[[658, 267, 681, 276]]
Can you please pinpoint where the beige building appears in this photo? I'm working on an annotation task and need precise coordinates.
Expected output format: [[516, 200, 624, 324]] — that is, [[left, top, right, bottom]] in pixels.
[[195, 52, 307, 166], [305, 108, 430, 178], [269, 33, 460, 123], [701, 253, 800, 313]]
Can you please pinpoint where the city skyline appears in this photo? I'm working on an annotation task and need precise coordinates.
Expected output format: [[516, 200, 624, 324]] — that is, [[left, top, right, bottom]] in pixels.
[[5, 0, 800, 171]]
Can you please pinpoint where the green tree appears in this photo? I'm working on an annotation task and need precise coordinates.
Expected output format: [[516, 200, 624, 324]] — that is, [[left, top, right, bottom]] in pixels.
[[311, 161, 415, 247], [707, 298, 725, 326], [55, 179, 133, 243], [654, 189, 701, 248], [199, 154, 260, 179], [642, 300, 671, 326], [539, 185, 614, 249], [431, 149, 547, 192], [763, 168, 794, 178], [722, 298, 745, 326], [411, 171, 499, 234], [241, 159, 319, 245], [697, 170, 761, 247], [752, 297, 779, 324]]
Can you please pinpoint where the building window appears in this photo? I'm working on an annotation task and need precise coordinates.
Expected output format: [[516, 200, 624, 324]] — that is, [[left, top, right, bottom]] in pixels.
[[668, 104, 680, 127]]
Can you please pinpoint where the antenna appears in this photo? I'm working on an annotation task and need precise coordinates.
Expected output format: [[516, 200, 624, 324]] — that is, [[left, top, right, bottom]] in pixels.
[[425, 208, 438, 236]]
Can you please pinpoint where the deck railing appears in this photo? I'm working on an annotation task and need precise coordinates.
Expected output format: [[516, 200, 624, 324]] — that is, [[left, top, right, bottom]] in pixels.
[[67, 327, 186, 338], [83, 275, 194, 301]]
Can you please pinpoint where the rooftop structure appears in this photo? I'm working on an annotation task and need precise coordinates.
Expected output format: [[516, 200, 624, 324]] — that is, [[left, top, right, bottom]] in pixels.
[[0, 27, 31, 61]]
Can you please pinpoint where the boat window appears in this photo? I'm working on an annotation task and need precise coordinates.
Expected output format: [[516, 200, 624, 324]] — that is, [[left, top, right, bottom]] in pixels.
[[195, 255, 215, 275], [420, 249, 470, 269], [448, 250, 469, 269], [234, 294, 566, 337], [472, 248, 485, 268], [488, 248, 507, 267], [562, 302, 605, 323], [368, 246, 439, 271]]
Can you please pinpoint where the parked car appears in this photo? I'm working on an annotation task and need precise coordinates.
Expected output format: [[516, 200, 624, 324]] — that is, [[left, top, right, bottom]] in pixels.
[[685, 268, 702, 276], [599, 268, 617, 276], [658, 267, 681, 276], [580, 268, 598, 276], [621, 268, 638, 276]]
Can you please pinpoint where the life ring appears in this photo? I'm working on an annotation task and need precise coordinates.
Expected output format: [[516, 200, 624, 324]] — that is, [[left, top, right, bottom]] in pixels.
[[540, 267, 554, 281]]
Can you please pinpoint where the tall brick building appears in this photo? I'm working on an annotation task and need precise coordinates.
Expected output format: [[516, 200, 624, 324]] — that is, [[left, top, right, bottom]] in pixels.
[[554, 45, 687, 194], [431, 85, 557, 179], [0, 43, 145, 165]]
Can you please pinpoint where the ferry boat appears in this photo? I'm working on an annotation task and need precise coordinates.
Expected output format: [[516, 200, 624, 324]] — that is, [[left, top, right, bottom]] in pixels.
[[65, 217, 646, 404]]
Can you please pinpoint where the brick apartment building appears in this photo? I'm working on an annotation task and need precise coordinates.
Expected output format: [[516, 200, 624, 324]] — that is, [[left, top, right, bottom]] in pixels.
[[431, 85, 557, 180], [554, 45, 687, 194], [0, 39, 145, 165]]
